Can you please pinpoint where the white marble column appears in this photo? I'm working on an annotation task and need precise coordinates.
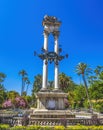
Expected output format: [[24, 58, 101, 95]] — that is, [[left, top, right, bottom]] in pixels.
[[54, 32, 59, 90], [42, 30, 49, 90]]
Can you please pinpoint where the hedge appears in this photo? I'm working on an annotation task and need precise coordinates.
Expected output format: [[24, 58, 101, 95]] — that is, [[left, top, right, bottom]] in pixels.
[[1, 124, 103, 130]]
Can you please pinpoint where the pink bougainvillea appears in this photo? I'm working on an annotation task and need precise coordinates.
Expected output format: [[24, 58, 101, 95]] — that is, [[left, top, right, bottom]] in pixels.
[[15, 97, 27, 108], [2, 99, 13, 108], [2, 97, 27, 109]]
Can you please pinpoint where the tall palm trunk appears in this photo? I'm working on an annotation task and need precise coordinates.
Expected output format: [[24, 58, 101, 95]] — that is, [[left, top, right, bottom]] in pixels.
[[82, 74, 93, 111], [21, 76, 24, 96], [26, 84, 29, 95], [19, 70, 27, 96]]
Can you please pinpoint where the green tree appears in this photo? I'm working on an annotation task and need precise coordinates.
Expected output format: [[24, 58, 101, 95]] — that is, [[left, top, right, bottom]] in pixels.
[[23, 95, 32, 108], [73, 85, 87, 108], [0, 86, 7, 108], [89, 66, 103, 101], [32, 74, 42, 94], [89, 66, 103, 84], [26, 79, 30, 95], [23, 77, 30, 96], [0, 72, 7, 108], [89, 81, 103, 101], [59, 73, 76, 93], [0, 72, 6, 85], [31, 74, 42, 107], [7, 91, 20, 101], [19, 70, 28, 96], [88, 65, 103, 100], [75, 62, 92, 110], [94, 66, 103, 78], [67, 91, 75, 108]]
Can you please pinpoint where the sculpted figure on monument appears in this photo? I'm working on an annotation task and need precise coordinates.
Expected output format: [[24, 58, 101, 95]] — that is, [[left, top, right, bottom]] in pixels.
[[43, 15, 58, 23]]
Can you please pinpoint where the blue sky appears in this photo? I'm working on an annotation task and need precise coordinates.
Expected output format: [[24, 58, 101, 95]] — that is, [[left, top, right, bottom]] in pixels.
[[0, 0, 103, 95]]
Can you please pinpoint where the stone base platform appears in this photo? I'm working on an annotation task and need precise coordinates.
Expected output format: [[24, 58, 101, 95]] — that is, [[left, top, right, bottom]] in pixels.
[[31, 91, 76, 126], [31, 110, 75, 119], [36, 91, 68, 110], [29, 109, 75, 126]]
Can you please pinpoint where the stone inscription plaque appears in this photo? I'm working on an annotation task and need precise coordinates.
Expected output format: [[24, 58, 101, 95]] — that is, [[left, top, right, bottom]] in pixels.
[[47, 99, 56, 110]]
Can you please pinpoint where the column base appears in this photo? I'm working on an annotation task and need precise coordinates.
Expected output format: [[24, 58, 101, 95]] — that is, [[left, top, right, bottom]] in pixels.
[[53, 88, 62, 92], [40, 88, 49, 92]]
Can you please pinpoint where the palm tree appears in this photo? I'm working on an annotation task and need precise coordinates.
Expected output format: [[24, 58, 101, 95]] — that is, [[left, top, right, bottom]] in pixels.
[[32, 74, 42, 93], [75, 62, 92, 111], [23, 76, 31, 95], [26, 79, 30, 95], [94, 66, 103, 76], [0, 72, 6, 85], [94, 66, 103, 80], [59, 73, 75, 92], [19, 70, 28, 96]]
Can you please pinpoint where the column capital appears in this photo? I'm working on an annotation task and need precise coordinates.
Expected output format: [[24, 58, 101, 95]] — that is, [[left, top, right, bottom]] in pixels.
[[43, 30, 49, 37], [53, 31, 60, 39]]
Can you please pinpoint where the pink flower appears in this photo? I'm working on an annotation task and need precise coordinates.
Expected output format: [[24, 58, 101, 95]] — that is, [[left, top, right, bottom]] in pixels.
[[2, 100, 13, 108], [2, 96, 28, 109], [14, 97, 27, 108]]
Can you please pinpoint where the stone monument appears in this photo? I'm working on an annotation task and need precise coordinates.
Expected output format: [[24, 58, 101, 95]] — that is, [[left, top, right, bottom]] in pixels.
[[36, 15, 67, 110], [31, 15, 75, 125]]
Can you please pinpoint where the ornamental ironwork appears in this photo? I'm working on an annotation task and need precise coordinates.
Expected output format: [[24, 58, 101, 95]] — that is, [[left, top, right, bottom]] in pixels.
[[34, 47, 68, 65]]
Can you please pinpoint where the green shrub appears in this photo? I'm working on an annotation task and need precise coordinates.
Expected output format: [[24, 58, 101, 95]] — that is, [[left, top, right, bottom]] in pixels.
[[67, 125, 103, 130], [67, 125, 88, 130], [0, 124, 10, 130], [41, 126, 52, 130], [89, 125, 103, 130], [10, 126, 26, 130], [1, 124, 103, 130], [54, 126, 65, 130], [26, 126, 52, 130], [93, 101, 103, 113], [26, 125, 41, 130]]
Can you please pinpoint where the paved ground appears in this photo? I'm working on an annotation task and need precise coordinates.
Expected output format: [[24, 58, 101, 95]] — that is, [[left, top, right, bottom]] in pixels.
[[74, 111, 103, 118]]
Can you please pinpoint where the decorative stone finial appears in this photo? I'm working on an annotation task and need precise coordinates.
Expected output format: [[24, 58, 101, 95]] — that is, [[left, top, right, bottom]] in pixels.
[[43, 15, 58, 23], [42, 15, 61, 27]]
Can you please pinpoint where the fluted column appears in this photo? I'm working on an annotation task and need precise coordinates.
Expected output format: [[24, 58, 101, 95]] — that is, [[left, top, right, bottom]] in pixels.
[[42, 30, 49, 90], [53, 31, 59, 90]]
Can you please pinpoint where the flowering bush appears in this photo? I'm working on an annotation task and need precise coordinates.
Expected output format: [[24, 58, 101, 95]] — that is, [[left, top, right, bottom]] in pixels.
[[14, 97, 27, 108], [2, 96, 27, 109], [2, 99, 13, 108]]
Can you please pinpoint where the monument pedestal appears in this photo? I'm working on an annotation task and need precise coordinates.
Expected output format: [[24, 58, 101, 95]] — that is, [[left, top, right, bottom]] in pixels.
[[30, 91, 75, 121], [30, 91, 75, 126], [36, 91, 67, 110]]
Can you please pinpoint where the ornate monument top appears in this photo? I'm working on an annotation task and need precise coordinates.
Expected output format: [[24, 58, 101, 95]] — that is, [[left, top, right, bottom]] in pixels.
[[42, 15, 61, 27], [42, 15, 61, 33]]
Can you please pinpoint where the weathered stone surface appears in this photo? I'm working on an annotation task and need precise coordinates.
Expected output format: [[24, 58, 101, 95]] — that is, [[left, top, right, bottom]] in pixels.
[[36, 91, 67, 110], [32, 15, 75, 123], [42, 15, 61, 27]]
